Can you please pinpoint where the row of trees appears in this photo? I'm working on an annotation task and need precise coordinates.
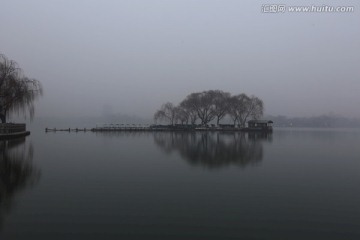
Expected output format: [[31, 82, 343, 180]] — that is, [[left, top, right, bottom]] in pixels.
[[0, 54, 43, 123], [154, 90, 264, 127]]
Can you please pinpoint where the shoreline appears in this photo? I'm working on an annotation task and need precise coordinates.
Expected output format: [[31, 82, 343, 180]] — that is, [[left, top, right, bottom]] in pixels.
[[0, 131, 30, 139]]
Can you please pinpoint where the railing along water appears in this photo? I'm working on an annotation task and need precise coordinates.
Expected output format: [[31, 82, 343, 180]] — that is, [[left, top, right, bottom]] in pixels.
[[0, 123, 26, 134]]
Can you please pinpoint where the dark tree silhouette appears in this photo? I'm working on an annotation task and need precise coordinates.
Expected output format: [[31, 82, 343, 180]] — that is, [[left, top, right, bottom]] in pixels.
[[179, 97, 198, 124], [227, 94, 264, 127], [154, 90, 264, 127], [227, 94, 249, 126], [180, 91, 216, 125], [211, 90, 231, 125], [174, 106, 189, 125], [0, 54, 43, 123], [153, 102, 178, 125]]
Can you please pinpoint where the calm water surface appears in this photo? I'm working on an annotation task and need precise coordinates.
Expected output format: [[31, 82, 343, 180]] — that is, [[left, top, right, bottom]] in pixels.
[[0, 128, 359, 239]]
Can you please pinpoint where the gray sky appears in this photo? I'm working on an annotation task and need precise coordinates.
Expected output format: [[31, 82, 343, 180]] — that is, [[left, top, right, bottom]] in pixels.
[[1, 0, 359, 120]]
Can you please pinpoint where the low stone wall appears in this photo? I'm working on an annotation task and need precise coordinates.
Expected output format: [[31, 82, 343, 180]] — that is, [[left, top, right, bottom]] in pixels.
[[0, 123, 26, 134]]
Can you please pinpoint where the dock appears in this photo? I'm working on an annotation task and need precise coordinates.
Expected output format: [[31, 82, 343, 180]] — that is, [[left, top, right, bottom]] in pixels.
[[0, 123, 30, 139], [46, 126, 240, 133], [45, 124, 155, 133], [45, 121, 273, 133], [45, 128, 91, 132]]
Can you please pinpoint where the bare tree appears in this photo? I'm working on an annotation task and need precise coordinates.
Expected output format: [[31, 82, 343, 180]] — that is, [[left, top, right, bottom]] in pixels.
[[179, 97, 198, 125], [236, 94, 251, 127], [153, 102, 177, 125], [248, 95, 264, 120], [227, 94, 248, 126], [211, 90, 230, 125], [174, 106, 189, 125], [228, 94, 264, 127], [0, 54, 43, 123], [227, 95, 242, 126], [188, 110, 198, 125], [154, 90, 264, 128], [180, 91, 216, 125]]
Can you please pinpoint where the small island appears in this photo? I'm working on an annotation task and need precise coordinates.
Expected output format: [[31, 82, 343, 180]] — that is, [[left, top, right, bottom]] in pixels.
[[151, 90, 272, 132]]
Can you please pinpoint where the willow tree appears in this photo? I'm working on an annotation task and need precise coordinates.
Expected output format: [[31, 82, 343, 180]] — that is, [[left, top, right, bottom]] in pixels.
[[0, 54, 43, 123], [211, 90, 231, 125], [228, 94, 264, 127], [153, 102, 178, 125], [180, 91, 216, 125]]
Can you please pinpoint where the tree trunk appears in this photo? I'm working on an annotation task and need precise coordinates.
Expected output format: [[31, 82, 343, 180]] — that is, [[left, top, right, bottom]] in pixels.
[[0, 113, 6, 123], [0, 105, 6, 123]]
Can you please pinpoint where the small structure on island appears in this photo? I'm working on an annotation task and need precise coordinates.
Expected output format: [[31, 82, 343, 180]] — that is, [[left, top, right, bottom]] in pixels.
[[246, 120, 273, 132]]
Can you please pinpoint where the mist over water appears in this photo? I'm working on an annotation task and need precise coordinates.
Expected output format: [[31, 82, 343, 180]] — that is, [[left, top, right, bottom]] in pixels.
[[1, 0, 359, 120]]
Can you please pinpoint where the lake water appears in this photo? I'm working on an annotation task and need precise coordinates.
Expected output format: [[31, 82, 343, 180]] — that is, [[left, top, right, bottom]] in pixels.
[[1, 128, 359, 239]]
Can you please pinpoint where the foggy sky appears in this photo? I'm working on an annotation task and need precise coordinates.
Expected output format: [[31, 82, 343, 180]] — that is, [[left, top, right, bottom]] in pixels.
[[1, 0, 359, 120]]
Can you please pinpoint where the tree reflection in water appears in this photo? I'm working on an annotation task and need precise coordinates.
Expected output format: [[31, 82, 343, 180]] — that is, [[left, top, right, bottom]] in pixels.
[[0, 137, 40, 228], [154, 131, 272, 169]]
